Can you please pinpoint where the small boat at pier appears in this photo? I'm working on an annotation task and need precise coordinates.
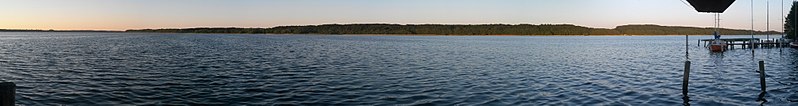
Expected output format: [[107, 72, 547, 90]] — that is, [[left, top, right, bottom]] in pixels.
[[790, 42, 798, 48], [708, 31, 727, 52], [709, 40, 727, 52]]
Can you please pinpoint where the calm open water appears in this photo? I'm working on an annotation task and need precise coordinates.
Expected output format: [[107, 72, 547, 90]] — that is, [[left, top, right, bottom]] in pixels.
[[0, 32, 797, 105]]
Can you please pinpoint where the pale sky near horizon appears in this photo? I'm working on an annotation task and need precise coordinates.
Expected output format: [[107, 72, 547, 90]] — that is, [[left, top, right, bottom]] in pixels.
[[0, 0, 794, 31]]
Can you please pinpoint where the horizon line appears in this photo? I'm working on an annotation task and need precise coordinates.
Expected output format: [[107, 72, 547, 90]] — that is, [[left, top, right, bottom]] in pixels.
[[0, 23, 784, 32]]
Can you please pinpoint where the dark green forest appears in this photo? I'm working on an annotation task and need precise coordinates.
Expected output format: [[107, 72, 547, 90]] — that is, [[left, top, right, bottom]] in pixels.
[[125, 24, 779, 35], [785, 1, 798, 39]]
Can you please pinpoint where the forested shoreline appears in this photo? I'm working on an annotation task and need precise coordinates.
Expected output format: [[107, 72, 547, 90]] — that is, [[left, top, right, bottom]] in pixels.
[[1, 24, 780, 35], [124, 24, 780, 35]]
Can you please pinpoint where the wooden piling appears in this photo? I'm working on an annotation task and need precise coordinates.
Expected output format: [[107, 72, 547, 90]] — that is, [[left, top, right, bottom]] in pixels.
[[759, 61, 766, 92], [683, 61, 690, 95], [0, 82, 14, 106]]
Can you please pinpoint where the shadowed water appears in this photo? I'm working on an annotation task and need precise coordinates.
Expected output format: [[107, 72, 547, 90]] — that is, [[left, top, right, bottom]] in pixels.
[[0, 32, 797, 105]]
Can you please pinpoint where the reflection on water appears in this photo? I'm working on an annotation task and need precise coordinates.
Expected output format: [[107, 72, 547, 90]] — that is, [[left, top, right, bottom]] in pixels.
[[759, 92, 767, 103], [0, 32, 797, 105], [683, 95, 691, 106]]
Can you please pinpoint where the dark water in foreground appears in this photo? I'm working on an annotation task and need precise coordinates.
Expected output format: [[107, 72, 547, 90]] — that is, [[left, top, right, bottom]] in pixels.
[[0, 32, 797, 105]]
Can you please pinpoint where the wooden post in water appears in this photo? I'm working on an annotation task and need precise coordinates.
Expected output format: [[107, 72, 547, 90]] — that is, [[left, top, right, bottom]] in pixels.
[[744, 41, 748, 48], [683, 61, 691, 95], [759, 61, 766, 92], [0, 82, 14, 106]]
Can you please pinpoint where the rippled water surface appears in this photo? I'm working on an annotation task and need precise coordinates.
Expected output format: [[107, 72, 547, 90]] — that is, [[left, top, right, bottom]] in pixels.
[[1, 32, 798, 105]]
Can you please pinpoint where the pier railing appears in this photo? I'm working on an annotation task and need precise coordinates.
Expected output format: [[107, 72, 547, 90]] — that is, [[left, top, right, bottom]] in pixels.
[[699, 38, 788, 49]]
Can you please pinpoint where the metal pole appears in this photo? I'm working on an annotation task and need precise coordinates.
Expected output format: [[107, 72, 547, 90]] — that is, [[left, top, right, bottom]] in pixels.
[[752, 0, 756, 50], [686, 35, 689, 60], [752, 0, 758, 63]]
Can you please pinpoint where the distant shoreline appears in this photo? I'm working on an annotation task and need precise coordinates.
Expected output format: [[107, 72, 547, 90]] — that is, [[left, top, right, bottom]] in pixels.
[[2, 23, 784, 36], [124, 24, 782, 36]]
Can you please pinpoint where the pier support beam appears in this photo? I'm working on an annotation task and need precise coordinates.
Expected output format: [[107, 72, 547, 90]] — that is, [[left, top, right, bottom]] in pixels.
[[0, 82, 14, 106], [683, 61, 691, 96]]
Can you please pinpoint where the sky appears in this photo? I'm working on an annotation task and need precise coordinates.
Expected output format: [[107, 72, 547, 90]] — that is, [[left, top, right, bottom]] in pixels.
[[0, 0, 794, 31]]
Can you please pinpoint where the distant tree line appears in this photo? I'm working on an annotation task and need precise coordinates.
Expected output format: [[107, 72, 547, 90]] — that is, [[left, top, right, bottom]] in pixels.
[[125, 28, 269, 34], [125, 24, 779, 35]]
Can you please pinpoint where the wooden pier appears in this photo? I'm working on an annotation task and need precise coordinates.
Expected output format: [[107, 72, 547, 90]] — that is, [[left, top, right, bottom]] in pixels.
[[699, 38, 788, 49]]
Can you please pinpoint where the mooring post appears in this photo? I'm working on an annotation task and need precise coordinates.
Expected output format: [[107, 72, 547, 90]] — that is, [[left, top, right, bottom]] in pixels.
[[744, 41, 748, 48], [759, 61, 766, 92], [0, 82, 14, 106], [728, 41, 732, 49], [683, 61, 691, 95]]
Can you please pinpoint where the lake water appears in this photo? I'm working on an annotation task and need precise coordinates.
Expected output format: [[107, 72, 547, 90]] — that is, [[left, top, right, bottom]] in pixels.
[[0, 32, 797, 105]]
